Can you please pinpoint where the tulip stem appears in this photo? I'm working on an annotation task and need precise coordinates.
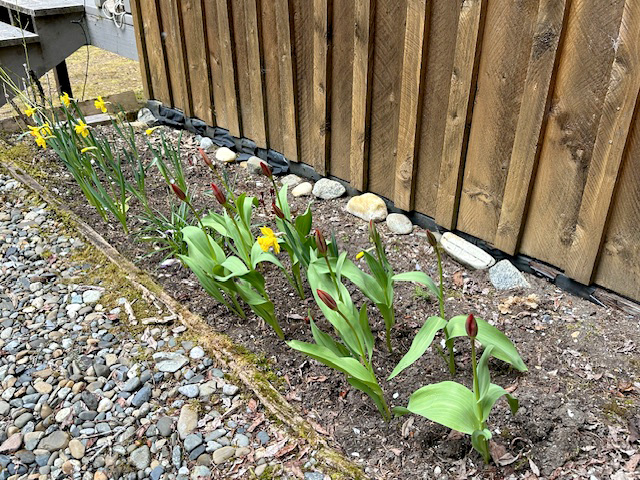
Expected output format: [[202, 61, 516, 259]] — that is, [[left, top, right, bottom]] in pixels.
[[435, 244, 456, 375]]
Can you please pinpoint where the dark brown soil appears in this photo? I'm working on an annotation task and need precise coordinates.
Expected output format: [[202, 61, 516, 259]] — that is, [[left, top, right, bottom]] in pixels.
[[18, 126, 640, 479]]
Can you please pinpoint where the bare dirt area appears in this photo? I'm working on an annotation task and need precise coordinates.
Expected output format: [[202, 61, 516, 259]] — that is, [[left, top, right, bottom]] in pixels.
[[5, 125, 639, 480]]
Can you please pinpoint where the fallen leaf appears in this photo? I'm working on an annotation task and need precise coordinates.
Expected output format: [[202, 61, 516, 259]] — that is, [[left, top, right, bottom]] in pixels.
[[276, 442, 298, 458], [625, 453, 640, 472], [453, 271, 464, 287], [401, 417, 414, 439], [529, 458, 540, 476]]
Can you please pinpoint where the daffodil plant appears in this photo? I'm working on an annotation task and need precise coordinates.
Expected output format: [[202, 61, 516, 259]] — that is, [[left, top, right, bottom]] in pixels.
[[394, 315, 519, 463]]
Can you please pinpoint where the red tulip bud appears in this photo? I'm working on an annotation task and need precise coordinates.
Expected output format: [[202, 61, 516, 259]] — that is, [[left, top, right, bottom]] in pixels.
[[260, 161, 273, 178], [171, 183, 186, 202], [314, 229, 327, 256], [272, 201, 285, 219], [465, 313, 478, 339], [198, 147, 214, 169], [211, 183, 226, 205], [317, 289, 337, 311], [426, 230, 438, 248], [369, 219, 377, 241]]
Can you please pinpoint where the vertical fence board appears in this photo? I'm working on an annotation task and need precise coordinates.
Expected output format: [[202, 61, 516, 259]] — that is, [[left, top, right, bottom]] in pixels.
[[261, 0, 284, 153], [205, 0, 241, 135], [231, 0, 267, 147], [394, 0, 430, 210], [292, 0, 314, 167], [275, 0, 298, 162], [180, 0, 213, 125], [494, 0, 569, 254], [328, 0, 354, 179], [311, 0, 331, 175], [367, 0, 406, 198], [594, 97, 640, 301], [457, 0, 539, 242], [349, 0, 375, 191], [130, 0, 152, 99], [435, 0, 486, 230], [566, 1, 640, 284], [158, 0, 191, 113], [520, 0, 627, 268], [413, 1, 459, 218], [136, 0, 171, 104]]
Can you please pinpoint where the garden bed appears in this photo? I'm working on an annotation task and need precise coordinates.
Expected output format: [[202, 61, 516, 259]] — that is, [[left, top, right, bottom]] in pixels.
[[4, 125, 639, 479]]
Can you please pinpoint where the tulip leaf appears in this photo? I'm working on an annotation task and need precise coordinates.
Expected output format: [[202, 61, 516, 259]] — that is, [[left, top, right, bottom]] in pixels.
[[310, 318, 350, 357], [388, 316, 448, 380], [471, 429, 492, 463], [446, 315, 527, 372], [392, 271, 439, 297], [405, 381, 481, 435]]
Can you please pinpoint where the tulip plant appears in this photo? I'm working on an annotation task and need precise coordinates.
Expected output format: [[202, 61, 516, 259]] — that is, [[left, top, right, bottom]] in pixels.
[[288, 252, 390, 419], [394, 314, 519, 463]]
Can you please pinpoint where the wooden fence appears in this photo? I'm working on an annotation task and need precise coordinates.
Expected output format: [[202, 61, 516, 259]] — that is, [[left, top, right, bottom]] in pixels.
[[130, 0, 640, 303]]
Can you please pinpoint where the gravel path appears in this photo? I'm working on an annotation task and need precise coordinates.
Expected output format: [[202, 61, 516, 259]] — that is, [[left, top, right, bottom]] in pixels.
[[0, 174, 327, 480]]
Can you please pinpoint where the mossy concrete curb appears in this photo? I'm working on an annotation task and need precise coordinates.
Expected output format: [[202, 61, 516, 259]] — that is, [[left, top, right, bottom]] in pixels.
[[1, 161, 367, 480]]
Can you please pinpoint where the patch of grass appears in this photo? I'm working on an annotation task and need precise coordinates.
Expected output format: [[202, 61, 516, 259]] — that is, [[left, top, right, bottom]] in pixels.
[[413, 285, 432, 302]]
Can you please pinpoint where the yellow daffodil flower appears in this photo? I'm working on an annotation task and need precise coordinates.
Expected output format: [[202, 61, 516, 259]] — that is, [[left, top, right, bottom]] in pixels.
[[356, 251, 364, 260], [28, 125, 41, 138], [145, 126, 160, 135], [81, 146, 98, 153], [75, 120, 90, 138], [35, 135, 46, 149], [94, 96, 108, 114], [60, 92, 71, 107], [257, 227, 280, 254], [24, 106, 36, 117], [40, 124, 52, 137]]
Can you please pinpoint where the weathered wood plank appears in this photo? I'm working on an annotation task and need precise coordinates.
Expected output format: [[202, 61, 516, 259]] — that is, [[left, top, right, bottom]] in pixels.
[[520, 0, 626, 268], [180, 0, 213, 124], [434, 0, 486, 230], [413, 0, 459, 218], [349, 0, 375, 191], [158, 0, 191, 113], [394, 0, 430, 211], [311, 0, 331, 175], [291, 0, 314, 166], [457, 0, 539, 241], [494, 0, 569, 254], [594, 97, 640, 301], [565, 1, 640, 284], [231, 0, 267, 147], [261, 0, 284, 152], [367, 0, 407, 198], [136, 0, 171, 104], [275, 0, 298, 162], [129, 0, 151, 98], [328, 0, 354, 178], [205, 0, 241, 134]]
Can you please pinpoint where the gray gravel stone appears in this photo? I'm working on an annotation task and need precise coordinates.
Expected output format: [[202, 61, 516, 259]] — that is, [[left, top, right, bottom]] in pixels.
[[489, 259, 530, 290], [129, 445, 150, 470], [312, 178, 346, 200]]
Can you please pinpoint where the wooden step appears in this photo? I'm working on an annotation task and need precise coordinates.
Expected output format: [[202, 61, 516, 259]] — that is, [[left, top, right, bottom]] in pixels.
[[0, 0, 84, 17], [0, 20, 37, 47]]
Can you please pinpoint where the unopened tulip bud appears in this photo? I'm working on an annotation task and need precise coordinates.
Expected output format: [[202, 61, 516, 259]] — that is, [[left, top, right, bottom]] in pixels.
[[314, 229, 327, 256], [198, 147, 214, 169], [317, 289, 337, 311], [272, 201, 285, 219], [426, 230, 438, 248], [171, 183, 186, 202], [211, 183, 226, 205], [465, 313, 478, 339], [260, 161, 273, 178]]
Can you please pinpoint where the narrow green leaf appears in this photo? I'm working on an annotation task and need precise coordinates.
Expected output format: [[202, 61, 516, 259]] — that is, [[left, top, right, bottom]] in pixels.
[[388, 316, 447, 380], [392, 271, 439, 297]]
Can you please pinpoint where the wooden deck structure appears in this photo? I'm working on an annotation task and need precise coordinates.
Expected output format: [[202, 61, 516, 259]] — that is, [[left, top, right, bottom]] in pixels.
[[130, 1, 640, 303]]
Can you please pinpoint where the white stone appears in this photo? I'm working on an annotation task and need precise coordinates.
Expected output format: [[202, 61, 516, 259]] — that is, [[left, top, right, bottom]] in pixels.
[[345, 193, 388, 222], [440, 232, 495, 270], [489, 259, 530, 290], [280, 174, 302, 187], [153, 352, 189, 373], [82, 290, 102, 304], [215, 147, 237, 163], [177, 405, 198, 439], [291, 182, 313, 197], [246, 156, 266, 175], [312, 178, 346, 200], [386, 213, 413, 234]]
